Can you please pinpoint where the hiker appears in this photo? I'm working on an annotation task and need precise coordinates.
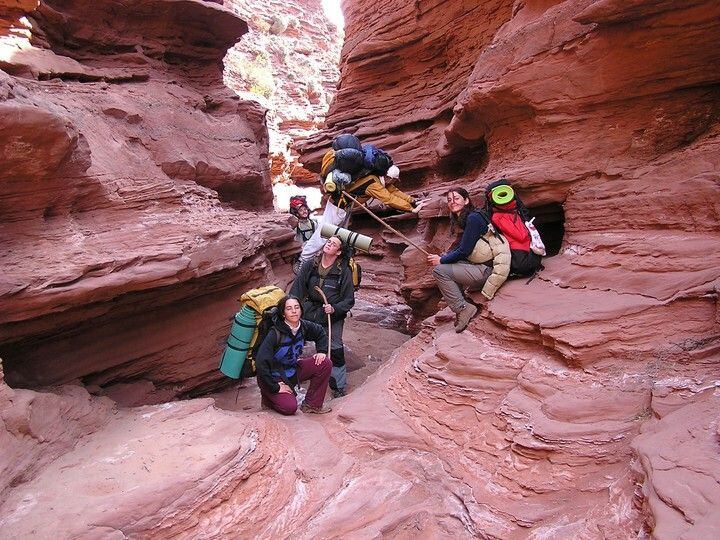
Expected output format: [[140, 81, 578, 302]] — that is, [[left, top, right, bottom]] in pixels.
[[289, 195, 317, 246], [484, 179, 542, 277], [299, 134, 426, 263], [255, 295, 333, 415], [291, 235, 355, 398], [427, 187, 510, 332], [331, 164, 427, 214]]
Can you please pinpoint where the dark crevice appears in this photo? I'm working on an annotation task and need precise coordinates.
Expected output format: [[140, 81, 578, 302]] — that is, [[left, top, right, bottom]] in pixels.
[[527, 202, 566, 257]]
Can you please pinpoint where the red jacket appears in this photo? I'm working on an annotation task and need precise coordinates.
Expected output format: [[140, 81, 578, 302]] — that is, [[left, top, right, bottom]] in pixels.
[[491, 201, 530, 251]]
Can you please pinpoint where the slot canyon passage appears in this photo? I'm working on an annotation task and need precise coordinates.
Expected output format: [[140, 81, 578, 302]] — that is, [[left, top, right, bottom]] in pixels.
[[1, 0, 719, 537]]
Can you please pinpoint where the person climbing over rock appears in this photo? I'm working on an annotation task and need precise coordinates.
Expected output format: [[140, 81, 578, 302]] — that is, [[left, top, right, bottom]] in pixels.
[[298, 134, 427, 264], [291, 235, 355, 398], [336, 163, 428, 214], [255, 295, 333, 415], [427, 187, 510, 333]]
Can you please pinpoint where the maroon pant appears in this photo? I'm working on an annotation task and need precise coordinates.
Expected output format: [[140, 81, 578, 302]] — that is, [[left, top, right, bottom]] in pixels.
[[259, 356, 332, 415]]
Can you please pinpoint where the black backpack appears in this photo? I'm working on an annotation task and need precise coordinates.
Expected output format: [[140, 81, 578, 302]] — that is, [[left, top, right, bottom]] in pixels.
[[484, 180, 542, 277], [242, 309, 280, 378], [334, 148, 365, 175]]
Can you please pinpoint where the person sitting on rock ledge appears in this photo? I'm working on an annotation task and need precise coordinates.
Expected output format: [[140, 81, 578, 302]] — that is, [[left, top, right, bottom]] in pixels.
[[427, 187, 510, 333], [255, 295, 333, 415]]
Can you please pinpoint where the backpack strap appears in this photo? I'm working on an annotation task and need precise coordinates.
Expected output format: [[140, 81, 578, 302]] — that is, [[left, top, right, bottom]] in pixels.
[[346, 174, 377, 196], [472, 209, 503, 242]]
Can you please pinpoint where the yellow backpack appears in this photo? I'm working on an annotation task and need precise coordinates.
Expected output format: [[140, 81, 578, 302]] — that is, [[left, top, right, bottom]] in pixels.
[[219, 285, 286, 379], [347, 257, 362, 290]]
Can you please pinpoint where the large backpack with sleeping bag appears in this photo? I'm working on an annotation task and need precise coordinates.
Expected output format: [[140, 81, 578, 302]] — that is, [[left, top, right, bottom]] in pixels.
[[485, 180, 545, 276], [219, 285, 286, 379]]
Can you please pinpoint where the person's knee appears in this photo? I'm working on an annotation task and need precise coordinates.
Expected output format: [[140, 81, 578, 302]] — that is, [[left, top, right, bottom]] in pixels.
[[275, 403, 298, 416], [321, 357, 332, 373], [274, 396, 298, 416], [432, 265, 451, 281]]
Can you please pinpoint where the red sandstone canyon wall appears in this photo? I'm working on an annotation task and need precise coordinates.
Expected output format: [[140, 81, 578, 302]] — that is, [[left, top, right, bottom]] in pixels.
[[0, 0, 297, 399], [296, 0, 720, 536], [0, 0, 718, 538], [223, 0, 342, 186]]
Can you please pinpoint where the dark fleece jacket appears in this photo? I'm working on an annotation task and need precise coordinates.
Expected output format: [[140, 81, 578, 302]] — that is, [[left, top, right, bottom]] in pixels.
[[290, 256, 355, 324], [255, 318, 328, 394]]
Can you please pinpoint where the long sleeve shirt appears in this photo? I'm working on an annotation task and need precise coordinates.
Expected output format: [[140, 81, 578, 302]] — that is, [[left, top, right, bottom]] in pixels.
[[362, 181, 415, 212], [440, 211, 490, 264], [255, 319, 328, 393]]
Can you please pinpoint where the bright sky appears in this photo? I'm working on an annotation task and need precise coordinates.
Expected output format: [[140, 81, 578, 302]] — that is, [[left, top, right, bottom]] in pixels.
[[322, 0, 345, 30]]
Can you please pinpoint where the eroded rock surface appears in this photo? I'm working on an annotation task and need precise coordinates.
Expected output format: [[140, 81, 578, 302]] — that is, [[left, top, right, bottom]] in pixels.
[[223, 0, 342, 186], [296, 0, 720, 536], [0, 0, 296, 396], [1, 0, 719, 538]]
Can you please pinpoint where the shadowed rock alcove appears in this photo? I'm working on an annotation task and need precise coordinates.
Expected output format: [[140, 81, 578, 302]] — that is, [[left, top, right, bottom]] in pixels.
[[528, 202, 566, 257]]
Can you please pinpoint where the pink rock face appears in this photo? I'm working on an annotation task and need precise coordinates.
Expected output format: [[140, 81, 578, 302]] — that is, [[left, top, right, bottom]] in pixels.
[[1, 0, 719, 537], [295, 0, 720, 535], [0, 360, 114, 499], [0, 0, 297, 395], [223, 0, 342, 186], [633, 392, 720, 538]]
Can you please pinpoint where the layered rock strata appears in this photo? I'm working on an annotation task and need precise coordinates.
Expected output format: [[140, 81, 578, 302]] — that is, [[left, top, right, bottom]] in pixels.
[[0, 0, 295, 397], [0, 0, 718, 537], [223, 0, 342, 187], [297, 0, 720, 535]]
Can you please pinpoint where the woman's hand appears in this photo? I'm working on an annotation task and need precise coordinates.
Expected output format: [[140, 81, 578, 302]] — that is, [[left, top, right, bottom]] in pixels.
[[313, 353, 327, 365], [427, 254, 442, 266], [323, 303, 335, 314], [277, 382, 293, 394]]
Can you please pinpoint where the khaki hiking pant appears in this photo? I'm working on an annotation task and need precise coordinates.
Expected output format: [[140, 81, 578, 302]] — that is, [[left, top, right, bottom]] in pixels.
[[432, 262, 492, 314]]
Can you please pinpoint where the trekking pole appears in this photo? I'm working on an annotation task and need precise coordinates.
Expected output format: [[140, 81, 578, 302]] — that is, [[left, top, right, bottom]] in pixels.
[[314, 286, 332, 360], [341, 192, 431, 256]]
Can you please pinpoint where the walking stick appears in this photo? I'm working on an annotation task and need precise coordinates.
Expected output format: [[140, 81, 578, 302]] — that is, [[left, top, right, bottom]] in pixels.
[[341, 192, 432, 256], [314, 286, 332, 360]]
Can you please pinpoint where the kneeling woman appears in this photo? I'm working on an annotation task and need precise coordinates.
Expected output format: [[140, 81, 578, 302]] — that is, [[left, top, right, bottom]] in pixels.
[[255, 295, 333, 415], [427, 187, 510, 333]]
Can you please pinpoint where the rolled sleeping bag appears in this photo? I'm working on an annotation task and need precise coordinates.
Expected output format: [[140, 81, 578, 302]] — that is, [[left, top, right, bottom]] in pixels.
[[219, 305, 257, 379], [334, 148, 365, 175], [332, 133, 362, 151], [320, 222, 373, 253], [323, 170, 352, 193]]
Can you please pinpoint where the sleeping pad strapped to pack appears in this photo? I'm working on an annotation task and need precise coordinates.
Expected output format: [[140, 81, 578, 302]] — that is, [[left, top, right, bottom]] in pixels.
[[219, 285, 286, 379]]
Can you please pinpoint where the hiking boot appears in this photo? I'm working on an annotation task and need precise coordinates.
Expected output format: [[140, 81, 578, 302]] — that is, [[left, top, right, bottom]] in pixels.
[[331, 387, 346, 399], [454, 303, 478, 333], [300, 402, 332, 414]]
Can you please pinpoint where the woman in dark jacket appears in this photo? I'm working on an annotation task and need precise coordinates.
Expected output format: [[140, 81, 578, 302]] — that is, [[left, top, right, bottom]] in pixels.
[[255, 295, 332, 415], [290, 235, 355, 398]]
